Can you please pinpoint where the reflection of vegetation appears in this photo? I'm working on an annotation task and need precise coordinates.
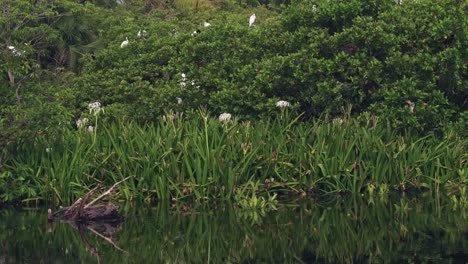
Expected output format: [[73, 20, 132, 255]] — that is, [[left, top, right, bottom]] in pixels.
[[235, 181, 278, 224], [1, 195, 466, 263]]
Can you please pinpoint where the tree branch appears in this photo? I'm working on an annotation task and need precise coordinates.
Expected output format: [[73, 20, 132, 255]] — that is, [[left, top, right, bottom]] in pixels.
[[85, 176, 132, 209]]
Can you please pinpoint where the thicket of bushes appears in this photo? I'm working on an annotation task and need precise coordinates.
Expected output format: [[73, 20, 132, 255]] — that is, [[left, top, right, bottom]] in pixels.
[[0, 0, 466, 203], [73, 0, 466, 131], [1, 0, 466, 148]]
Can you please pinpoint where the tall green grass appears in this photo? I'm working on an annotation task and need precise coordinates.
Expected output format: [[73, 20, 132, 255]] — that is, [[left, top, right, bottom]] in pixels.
[[1, 110, 466, 204]]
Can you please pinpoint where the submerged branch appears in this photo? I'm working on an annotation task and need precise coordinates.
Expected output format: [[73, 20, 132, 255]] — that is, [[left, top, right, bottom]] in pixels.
[[87, 225, 128, 254]]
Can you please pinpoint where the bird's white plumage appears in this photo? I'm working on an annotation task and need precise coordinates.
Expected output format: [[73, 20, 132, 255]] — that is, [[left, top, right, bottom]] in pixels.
[[249, 14, 256, 27], [137, 30, 147, 38], [120, 37, 129, 48], [8, 45, 22, 56], [204, 21, 211, 27]]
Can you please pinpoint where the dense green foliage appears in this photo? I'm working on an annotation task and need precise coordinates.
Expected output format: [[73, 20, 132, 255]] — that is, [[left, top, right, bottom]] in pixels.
[[0, 0, 467, 204], [1, 110, 466, 204], [68, 0, 467, 132], [1, 0, 467, 144]]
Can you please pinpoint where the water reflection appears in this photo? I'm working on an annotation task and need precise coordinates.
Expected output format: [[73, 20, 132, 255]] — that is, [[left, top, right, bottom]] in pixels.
[[1, 193, 466, 263]]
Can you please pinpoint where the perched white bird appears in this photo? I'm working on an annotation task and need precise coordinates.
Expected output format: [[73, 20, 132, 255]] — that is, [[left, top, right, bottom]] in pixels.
[[204, 21, 211, 27], [137, 30, 148, 38], [249, 14, 256, 27], [8, 45, 22, 56], [312, 4, 317, 11], [120, 37, 129, 48], [191, 29, 201, 36]]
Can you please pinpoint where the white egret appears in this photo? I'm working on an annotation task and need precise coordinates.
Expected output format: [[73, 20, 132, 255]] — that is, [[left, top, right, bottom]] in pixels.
[[249, 14, 256, 27], [191, 80, 200, 89], [191, 29, 201, 36], [8, 46, 22, 56], [137, 30, 148, 38], [204, 21, 211, 27], [120, 37, 129, 48]]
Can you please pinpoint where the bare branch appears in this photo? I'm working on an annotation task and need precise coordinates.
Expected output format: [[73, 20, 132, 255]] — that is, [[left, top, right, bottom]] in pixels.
[[78, 184, 104, 219], [85, 176, 132, 209]]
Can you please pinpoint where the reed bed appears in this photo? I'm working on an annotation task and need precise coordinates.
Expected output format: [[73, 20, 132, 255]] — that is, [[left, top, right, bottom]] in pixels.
[[2, 110, 466, 204]]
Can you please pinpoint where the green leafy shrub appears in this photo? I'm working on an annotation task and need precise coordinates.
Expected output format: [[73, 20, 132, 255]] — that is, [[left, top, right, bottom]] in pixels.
[[65, 0, 466, 133]]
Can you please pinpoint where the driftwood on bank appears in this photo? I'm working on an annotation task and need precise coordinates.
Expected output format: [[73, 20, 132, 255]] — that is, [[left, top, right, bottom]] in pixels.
[[48, 177, 131, 222]]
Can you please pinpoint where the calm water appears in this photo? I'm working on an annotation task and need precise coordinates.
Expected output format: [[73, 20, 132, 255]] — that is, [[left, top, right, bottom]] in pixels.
[[1, 194, 467, 263]]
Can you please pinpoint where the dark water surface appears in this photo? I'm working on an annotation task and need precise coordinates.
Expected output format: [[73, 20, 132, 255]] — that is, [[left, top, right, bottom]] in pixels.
[[1, 194, 467, 263]]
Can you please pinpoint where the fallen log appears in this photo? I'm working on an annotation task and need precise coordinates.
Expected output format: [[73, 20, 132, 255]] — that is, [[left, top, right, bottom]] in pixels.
[[48, 176, 131, 222]]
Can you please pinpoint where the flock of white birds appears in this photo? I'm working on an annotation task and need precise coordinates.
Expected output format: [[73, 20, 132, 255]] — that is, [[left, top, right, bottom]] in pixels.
[[116, 13, 258, 106], [120, 14, 257, 48]]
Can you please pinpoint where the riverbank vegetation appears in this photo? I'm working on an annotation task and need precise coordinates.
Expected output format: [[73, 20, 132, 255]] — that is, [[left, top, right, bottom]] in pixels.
[[0, 0, 466, 206], [1, 109, 466, 206]]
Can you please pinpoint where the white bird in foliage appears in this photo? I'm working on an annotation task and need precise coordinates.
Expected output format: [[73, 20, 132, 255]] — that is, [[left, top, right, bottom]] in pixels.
[[249, 14, 256, 27], [8, 45, 22, 56], [191, 29, 201, 36], [137, 30, 148, 38], [204, 21, 211, 27], [172, 28, 179, 37], [120, 37, 129, 48]]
